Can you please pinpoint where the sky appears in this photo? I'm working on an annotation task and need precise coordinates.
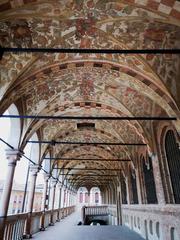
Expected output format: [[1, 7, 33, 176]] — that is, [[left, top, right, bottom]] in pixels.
[[0, 113, 44, 185]]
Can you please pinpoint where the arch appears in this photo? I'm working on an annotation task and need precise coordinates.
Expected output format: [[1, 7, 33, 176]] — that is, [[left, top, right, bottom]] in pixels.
[[6, 103, 21, 149], [159, 127, 180, 203], [30, 132, 40, 164]]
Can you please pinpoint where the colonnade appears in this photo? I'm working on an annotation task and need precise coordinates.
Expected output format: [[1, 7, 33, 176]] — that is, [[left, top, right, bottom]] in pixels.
[[0, 149, 76, 239]]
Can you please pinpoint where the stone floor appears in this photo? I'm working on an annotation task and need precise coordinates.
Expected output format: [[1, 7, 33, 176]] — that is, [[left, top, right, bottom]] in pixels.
[[34, 210, 145, 240]]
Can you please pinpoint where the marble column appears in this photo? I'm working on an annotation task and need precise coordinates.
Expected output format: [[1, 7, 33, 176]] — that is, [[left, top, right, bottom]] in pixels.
[[41, 173, 50, 211], [40, 173, 50, 230], [50, 179, 58, 225], [117, 185, 122, 225], [57, 183, 62, 221], [0, 149, 22, 240], [135, 168, 142, 204], [125, 176, 131, 205], [25, 164, 40, 238]]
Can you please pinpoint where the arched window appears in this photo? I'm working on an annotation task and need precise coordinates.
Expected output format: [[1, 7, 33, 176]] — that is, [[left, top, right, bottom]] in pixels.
[[130, 169, 138, 204], [164, 130, 180, 204], [142, 156, 157, 204]]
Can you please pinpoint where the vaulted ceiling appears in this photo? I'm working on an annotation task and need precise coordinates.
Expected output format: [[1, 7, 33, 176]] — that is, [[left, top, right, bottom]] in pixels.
[[0, 0, 180, 190]]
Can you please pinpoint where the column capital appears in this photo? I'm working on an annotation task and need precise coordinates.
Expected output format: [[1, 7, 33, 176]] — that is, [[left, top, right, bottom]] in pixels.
[[51, 179, 58, 187], [29, 164, 41, 176], [57, 182, 63, 189], [43, 173, 50, 181], [150, 152, 157, 159], [5, 149, 22, 166]]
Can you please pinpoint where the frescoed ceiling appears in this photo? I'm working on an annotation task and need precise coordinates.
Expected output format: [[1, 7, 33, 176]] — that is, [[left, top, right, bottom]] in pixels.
[[0, 0, 180, 189]]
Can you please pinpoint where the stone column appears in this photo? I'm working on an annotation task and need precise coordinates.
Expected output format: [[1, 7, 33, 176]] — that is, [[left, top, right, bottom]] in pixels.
[[25, 164, 40, 238], [63, 189, 66, 207], [57, 183, 62, 221], [135, 168, 142, 204], [69, 190, 71, 206], [117, 185, 122, 225], [58, 184, 62, 209], [151, 153, 166, 204], [87, 191, 90, 206], [67, 190, 70, 207], [40, 173, 50, 230], [108, 187, 112, 204], [125, 176, 131, 205], [50, 179, 57, 225], [41, 173, 50, 211], [0, 149, 21, 240], [105, 189, 108, 204]]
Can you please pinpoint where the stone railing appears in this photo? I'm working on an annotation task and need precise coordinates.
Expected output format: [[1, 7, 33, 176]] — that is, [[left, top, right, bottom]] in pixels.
[[108, 204, 117, 217], [122, 204, 180, 240], [3, 212, 28, 240], [2, 206, 75, 240], [82, 205, 118, 225], [84, 205, 109, 216]]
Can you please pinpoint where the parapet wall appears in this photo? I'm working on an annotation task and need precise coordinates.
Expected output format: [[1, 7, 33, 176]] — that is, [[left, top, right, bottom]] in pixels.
[[122, 205, 180, 240]]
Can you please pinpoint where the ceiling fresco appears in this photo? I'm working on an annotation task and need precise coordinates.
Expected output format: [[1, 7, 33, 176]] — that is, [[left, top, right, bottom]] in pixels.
[[0, 0, 180, 189]]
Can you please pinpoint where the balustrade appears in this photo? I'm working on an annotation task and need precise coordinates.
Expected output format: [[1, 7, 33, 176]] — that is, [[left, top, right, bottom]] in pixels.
[[122, 204, 180, 240], [1, 206, 75, 240], [3, 213, 27, 240]]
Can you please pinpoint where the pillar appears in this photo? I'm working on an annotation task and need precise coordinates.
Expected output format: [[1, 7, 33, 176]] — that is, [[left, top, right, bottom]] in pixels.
[[117, 185, 122, 225], [87, 191, 90, 206], [151, 153, 166, 204], [69, 190, 72, 206], [40, 173, 50, 230], [125, 176, 131, 205], [109, 187, 112, 204], [135, 168, 142, 204], [25, 164, 40, 238], [67, 189, 70, 207], [0, 149, 21, 240], [58, 184, 62, 209], [41, 173, 50, 211], [50, 179, 57, 225], [57, 183, 62, 221]]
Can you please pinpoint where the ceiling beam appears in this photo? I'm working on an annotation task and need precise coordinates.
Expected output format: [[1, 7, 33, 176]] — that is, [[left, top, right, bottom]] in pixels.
[[27, 140, 146, 146], [0, 115, 177, 121], [45, 157, 130, 162], [1, 47, 180, 54], [60, 173, 117, 176], [55, 168, 121, 171]]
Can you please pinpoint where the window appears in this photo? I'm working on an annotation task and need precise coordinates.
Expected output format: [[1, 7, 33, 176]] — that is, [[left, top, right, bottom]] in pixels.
[[142, 156, 157, 204], [160, 129, 180, 204], [165, 130, 180, 203]]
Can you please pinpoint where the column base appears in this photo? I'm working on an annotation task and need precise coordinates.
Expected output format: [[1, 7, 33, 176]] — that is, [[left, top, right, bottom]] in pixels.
[[23, 234, 32, 239], [40, 227, 46, 231], [49, 222, 55, 226]]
